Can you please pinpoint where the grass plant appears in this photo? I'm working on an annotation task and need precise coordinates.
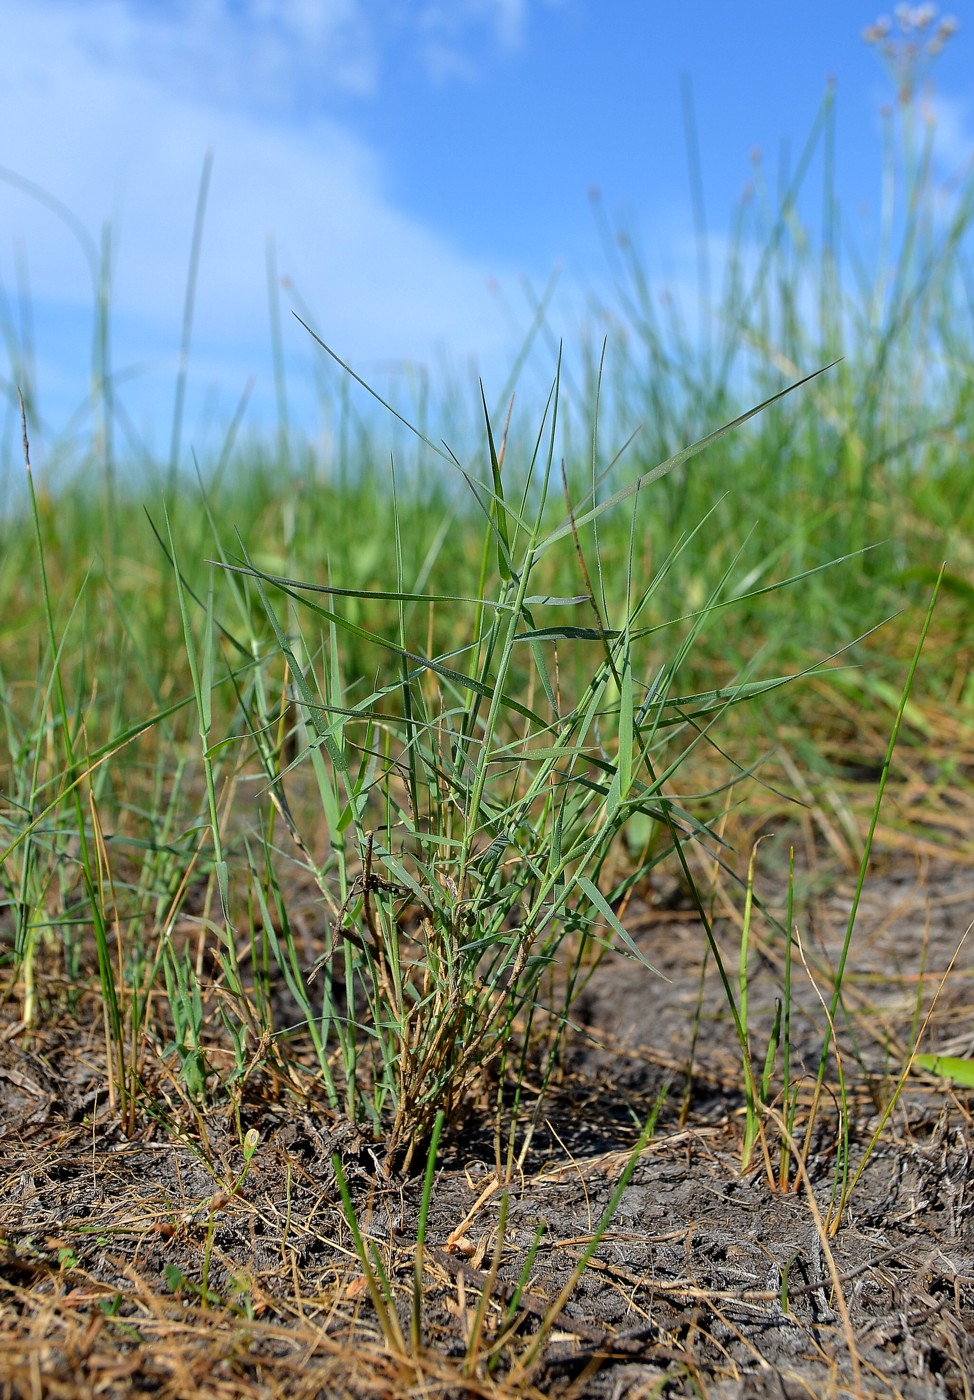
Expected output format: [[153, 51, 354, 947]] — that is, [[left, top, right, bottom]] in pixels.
[[202, 355, 860, 1170]]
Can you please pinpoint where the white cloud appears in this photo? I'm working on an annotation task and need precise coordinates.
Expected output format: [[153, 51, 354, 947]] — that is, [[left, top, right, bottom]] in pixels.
[[920, 91, 974, 176], [414, 0, 564, 82], [418, 0, 528, 60], [25, 0, 563, 120], [78, 0, 380, 109], [0, 0, 564, 460]]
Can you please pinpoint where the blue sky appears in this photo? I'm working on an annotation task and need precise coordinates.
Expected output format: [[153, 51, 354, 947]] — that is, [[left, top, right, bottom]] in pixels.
[[1, 0, 970, 471]]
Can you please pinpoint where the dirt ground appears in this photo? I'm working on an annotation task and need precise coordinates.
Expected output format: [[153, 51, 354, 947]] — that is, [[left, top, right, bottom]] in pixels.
[[2, 847, 973, 1399]]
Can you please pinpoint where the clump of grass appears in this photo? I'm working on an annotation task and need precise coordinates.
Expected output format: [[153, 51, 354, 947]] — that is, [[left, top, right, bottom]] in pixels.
[[194, 353, 854, 1170]]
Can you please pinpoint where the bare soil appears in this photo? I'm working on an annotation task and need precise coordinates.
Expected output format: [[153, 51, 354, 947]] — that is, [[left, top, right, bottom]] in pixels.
[[2, 850, 973, 1399]]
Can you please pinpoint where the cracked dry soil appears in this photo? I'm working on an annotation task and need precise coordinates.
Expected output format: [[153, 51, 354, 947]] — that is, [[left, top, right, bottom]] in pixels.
[[1, 852, 973, 1399]]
